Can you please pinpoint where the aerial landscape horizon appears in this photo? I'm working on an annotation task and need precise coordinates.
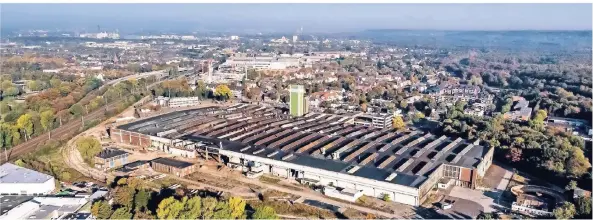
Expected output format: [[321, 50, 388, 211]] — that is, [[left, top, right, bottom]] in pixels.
[[0, 2, 591, 220]]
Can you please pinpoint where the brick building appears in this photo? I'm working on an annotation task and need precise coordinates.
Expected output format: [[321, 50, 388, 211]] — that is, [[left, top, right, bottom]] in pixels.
[[150, 158, 198, 177]]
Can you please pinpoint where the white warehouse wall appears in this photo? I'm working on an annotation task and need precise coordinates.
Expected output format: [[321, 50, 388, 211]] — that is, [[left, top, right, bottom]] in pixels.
[[0, 178, 55, 195]]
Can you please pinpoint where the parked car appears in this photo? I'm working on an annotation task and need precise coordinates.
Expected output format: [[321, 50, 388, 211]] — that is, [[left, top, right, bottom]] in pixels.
[[439, 200, 454, 210]]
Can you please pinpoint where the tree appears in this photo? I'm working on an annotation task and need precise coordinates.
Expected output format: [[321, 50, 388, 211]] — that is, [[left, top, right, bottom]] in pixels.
[[246, 87, 262, 101], [133, 210, 156, 219], [533, 109, 548, 122], [212, 201, 232, 219], [565, 180, 578, 191], [214, 84, 232, 101], [91, 200, 113, 219], [0, 125, 9, 161], [575, 196, 592, 217], [16, 114, 33, 140], [454, 100, 466, 112], [399, 100, 408, 109], [76, 137, 102, 166], [566, 147, 591, 178], [112, 186, 136, 208], [3, 87, 19, 97], [117, 178, 128, 186], [506, 147, 522, 162], [392, 116, 405, 130], [228, 197, 246, 219], [40, 110, 55, 133], [252, 205, 278, 219], [49, 78, 61, 88], [201, 197, 217, 219], [477, 212, 498, 219], [0, 102, 9, 113], [179, 196, 202, 219], [157, 197, 185, 219], [134, 189, 150, 212], [412, 112, 425, 122], [69, 104, 84, 117], [381, 193, 391, 202], [110, 207, 133, 219], [247, 69, 260, 80], [360, 103, 368, 112], [554, 202, 576, 219]]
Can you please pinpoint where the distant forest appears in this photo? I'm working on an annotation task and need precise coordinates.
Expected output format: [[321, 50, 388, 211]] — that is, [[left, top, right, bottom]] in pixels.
[[349, 30, 592, 54]]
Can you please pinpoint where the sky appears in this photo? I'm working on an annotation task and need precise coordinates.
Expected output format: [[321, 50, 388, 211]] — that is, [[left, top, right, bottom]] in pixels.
[[1, 4, 591, 33]]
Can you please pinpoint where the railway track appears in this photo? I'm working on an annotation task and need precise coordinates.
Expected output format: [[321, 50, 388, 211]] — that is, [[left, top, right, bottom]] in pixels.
[[0, 101, 119, 163], [1, 69, 192, 163]]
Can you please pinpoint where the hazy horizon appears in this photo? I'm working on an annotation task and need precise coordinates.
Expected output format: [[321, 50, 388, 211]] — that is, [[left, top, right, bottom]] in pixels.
[[1, 3, 591, 33]]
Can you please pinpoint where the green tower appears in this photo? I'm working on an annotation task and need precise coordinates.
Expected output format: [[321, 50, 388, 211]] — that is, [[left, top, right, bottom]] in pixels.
[[289, 85, 305, 117]]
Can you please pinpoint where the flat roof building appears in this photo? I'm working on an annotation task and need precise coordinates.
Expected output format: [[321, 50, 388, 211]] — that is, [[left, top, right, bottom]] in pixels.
[[150, 157, 198, 177], [112, 105, 494, 206], [0, 196, 88, 220], [156, 96, 201, 108], [354, 113, 394, 128], [0, 163, 55, 195], [503, 96, 532, 121], [94, 148, 129, 171]]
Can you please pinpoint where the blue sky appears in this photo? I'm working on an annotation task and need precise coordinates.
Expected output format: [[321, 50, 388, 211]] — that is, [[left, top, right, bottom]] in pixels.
[[1, 4, 591, 33]]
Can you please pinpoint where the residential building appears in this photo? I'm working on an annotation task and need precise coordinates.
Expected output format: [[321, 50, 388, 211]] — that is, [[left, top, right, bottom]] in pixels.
[[0, 163, 55, 195], [94, 148, 129, 170], [150, 157, 198, 177], [503, 96, 532, 121], [573, 187, 591, 199], [155, 96, 201, 108], [511, 194, 553, 217], [290, 85, 306, 117], [354, 113, 394, 128], [464, 107, 485, 117]]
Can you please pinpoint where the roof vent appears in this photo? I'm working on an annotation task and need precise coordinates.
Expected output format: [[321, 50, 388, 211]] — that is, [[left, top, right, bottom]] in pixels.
[[385, 173, 398, 181], [253, 148, 265, 155], [240, 146, 252, 152], [347, 166, 360, 174], [267, 151, 279, 158], [282, 154, 294, 160]]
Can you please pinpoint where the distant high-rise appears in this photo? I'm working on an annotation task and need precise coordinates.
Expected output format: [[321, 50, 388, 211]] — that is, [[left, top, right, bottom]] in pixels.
[[289, 85, 305, 117], [292, 35, 298, 43]]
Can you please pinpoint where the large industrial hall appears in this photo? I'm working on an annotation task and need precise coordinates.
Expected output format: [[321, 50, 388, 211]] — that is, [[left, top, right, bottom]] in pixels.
[[111, 104, 494, 206]]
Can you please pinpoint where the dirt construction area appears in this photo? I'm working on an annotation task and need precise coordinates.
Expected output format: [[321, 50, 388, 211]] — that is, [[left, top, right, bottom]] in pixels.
[[67, 102, 421, 219]]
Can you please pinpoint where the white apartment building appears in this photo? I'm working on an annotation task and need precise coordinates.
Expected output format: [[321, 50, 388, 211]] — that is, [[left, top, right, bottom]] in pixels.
[[155, 96, 201, 108], [221, 57, 301, 70], [354, 113, 394, 128]]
